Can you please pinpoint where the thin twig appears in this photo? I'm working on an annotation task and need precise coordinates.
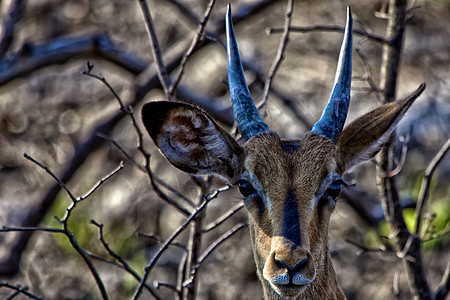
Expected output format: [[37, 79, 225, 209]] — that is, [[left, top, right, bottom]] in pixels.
[[153, 281, 179, 294], [414, 138, 450, 235], [202, 202, 244, 233], [387, 135, 409, 177], [132, 185, 230, 300], [23, 153, 77, 202], [422, 225, 450, 243], [396, 235, 416, 262], [1, 226, 64, 234], [0, 282, 43, 300], [1, 1, 278, 275], [0, 34, 148, 86], [434, 261, 449, 300], [138, 0, 171, 97], [346, 239, 391, 256], [355, 48, 382, 102], [136, 232, 187, 252], [267, 24, 391, 45], [259, 0, 294, 109], [376, 0, 431, 297], [82, 67, 192, 216], [78, 161, 124, 201], [97, 133, 196, 208], [184, 222, 247, 287], [393, 269, 401, 298], [198, 222, 247, 265], [90, 220, 160, 299], [23, 154, 124, 300], [169, 0, 216, 97]]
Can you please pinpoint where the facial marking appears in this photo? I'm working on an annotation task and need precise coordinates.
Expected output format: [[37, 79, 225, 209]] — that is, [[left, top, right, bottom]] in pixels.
[[282, 190, 301, 246], [240, 170, 272, 213], [310, 172, 340, 210]]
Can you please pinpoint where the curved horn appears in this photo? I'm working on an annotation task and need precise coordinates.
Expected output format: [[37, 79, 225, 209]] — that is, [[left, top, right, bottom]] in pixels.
[[226, 4, 269, 142], [311, 6, 353, 142]]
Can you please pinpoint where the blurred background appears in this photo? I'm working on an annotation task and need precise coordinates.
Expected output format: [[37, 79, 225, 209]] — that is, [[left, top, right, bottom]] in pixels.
[[0, 0, 448, 299]]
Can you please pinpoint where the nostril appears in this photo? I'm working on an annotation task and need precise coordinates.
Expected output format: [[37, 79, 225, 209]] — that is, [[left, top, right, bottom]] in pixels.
[[274, 256, 309, 274], [274, 256, 289, 271], [292, 256, 308, 273]]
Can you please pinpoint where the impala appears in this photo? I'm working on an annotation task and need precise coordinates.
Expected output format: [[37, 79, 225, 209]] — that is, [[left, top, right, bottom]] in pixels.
[[141, 5, 425, 299]]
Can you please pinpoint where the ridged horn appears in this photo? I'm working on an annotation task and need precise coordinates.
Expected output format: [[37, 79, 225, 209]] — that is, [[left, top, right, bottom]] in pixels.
[[226, 4, 269, 142], [311, 6, 353, 143]]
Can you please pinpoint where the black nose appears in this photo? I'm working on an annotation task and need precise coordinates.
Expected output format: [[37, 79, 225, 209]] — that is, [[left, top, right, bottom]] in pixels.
[[274, 255, 309, 275]]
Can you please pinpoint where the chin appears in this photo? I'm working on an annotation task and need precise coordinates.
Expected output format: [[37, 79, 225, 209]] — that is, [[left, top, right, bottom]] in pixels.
[[270, 283, 309, 298]]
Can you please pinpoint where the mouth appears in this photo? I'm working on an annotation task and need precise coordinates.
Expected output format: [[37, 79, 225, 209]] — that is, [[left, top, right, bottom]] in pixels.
[[271, 282, 309, 297]]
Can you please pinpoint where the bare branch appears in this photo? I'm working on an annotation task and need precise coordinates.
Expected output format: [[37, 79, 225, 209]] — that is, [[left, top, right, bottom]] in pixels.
[[259, 0, 294, 108], [184, 222, 248, 288], [132, 185, 230, 300], [434, 261, 449, 300], [136, 232, 187, 252], [387, 135, 409, 177], [376, 0, 432, 298], [23, 153, 77, 202], [83, 66, 192, 216], [0, 282, 42, 300], [202, 202, 244, 233], [1, 0, 277, 276], [198, 222, 247, 265], [90, 220, 160, 299], [98, 133, 196, 208], [21, 154, 124, 300], [153, 281, 179, 295], [267, 25, 391, 45], [169, 0, 216, 97], [355, 48, 382, 102], [79, 161, 124, 201], [414, 138, 450, 234], [346, 239, 391, 256], [422, 226, 450, 243], [138, 0, 171, 97], [0, 34, 148, 86], [1, 226, 64, 234]]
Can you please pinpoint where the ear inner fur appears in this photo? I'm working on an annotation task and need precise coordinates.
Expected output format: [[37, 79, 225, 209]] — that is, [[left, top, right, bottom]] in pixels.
[[336, 83, 425, 172]]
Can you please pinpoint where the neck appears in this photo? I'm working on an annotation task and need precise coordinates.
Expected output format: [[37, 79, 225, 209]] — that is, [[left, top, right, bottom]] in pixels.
[[261, 252, 346, 300]]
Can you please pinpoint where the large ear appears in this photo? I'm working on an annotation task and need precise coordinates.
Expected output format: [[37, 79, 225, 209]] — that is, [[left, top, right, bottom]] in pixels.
[[336, 83, 425, 172], [141, 101, 244, 183]]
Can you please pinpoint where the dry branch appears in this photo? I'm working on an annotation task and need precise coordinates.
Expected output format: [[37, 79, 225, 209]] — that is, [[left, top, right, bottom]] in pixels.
[[169, 0, 216, 97], [259, 0, 294, 108], [138, 0, 171, 97], [414, 138, 450, 235], [90, 220, 159, 298], [0, 34, 148, 86], [0, 0, 277, 277], [132, 185, 230, 299], [267, 25, 391, 45], [21, 154, 124, 300], [0, 282, 42, 300], [376, 0, 432, 298]]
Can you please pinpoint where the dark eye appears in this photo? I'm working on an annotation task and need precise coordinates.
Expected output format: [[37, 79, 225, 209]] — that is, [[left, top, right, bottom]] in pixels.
[[326, 182, 342, 200], [237, 180, 256, 198]]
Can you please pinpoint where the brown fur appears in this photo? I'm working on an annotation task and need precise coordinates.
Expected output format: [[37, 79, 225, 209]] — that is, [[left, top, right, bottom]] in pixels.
[[141, 84, 425, 299]]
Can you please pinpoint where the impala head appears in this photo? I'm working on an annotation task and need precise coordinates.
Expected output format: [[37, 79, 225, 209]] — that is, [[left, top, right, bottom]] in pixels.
[[141, 5, 425, 299]]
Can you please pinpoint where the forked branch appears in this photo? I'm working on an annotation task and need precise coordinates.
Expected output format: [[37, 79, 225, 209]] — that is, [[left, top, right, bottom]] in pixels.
[[138, 0, 171, 97], [21, 154, 125, 300], [259, 0, 294, 108], [414, 138, 450, 235]]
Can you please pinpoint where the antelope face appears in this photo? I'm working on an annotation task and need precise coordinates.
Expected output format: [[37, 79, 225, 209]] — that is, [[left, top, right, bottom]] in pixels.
[[241, 132, 339, 297], [141, 4, 425, 299]]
